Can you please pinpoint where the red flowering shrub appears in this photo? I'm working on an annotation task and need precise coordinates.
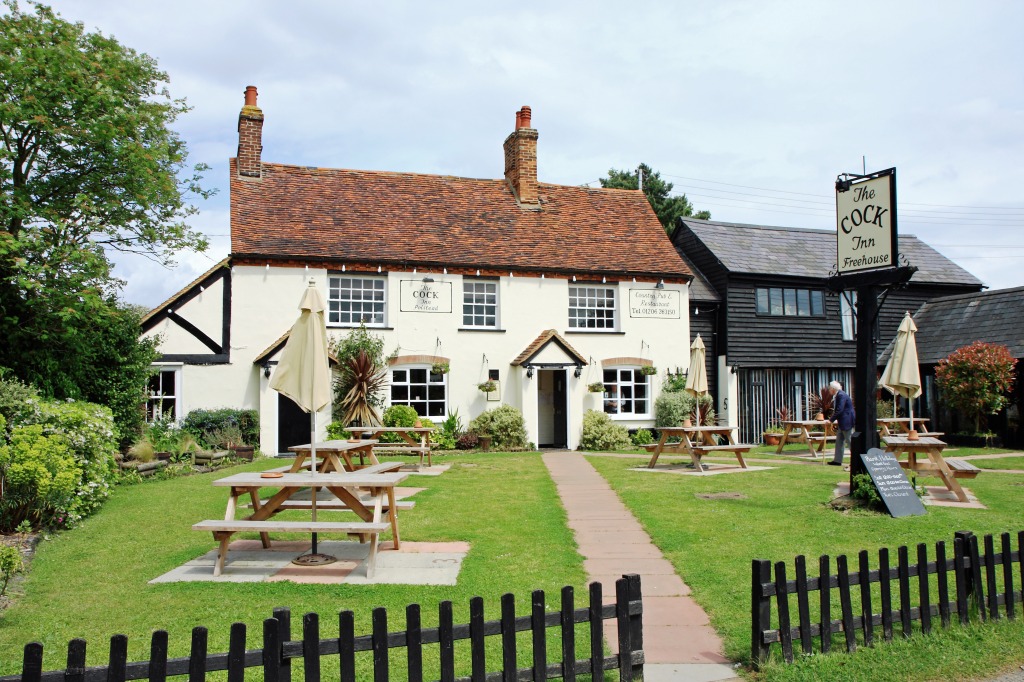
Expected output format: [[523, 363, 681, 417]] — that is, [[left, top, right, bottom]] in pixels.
[[935, 342, 1017, 432]]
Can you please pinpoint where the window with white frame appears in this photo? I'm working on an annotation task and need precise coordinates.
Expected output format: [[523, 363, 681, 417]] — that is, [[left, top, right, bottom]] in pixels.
[[146, 367, 180, 422], [389, 366, 447, 418], [568, 285, 617, 330], [462, 280, 498, 328], [327, 276, 386, 326], [840, 291, 857, 341], [602, 368, 650, 416]]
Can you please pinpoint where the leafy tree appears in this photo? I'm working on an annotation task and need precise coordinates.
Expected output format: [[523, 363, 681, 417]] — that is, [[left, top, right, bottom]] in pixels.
[[0, 2, 209, 440], [599, 163, 710, 233], [935, 341, 1017, 433]]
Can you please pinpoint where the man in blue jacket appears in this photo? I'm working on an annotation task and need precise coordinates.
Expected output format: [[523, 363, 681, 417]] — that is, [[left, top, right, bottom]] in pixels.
[[829, 380, 855, 466]]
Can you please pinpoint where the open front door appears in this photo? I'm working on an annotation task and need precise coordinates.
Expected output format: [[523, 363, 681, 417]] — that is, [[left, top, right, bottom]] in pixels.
[[538, 369, 568, 448]]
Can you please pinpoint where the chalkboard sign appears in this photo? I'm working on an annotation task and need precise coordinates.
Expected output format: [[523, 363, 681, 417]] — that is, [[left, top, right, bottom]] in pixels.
[[860, 448, 926, 518]]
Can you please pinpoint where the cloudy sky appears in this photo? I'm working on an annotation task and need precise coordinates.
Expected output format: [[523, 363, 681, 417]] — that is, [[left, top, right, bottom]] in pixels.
[[43, 0, 1024, 308]]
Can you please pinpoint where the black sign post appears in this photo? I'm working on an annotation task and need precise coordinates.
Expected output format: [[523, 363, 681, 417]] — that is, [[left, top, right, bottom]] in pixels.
[[860, 448, 926, 517], [829, 167, 916, 484]]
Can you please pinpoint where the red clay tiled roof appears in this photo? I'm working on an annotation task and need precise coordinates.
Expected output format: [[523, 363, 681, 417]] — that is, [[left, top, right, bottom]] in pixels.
[[230, 161, 691, 280]]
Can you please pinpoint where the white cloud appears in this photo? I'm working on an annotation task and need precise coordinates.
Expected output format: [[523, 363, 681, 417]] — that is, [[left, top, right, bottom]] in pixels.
[[42, 0, 1024, 305]]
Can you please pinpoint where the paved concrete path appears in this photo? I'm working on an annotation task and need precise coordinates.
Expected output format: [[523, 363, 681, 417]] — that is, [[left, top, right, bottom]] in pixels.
[[543, 452, 740, 682]]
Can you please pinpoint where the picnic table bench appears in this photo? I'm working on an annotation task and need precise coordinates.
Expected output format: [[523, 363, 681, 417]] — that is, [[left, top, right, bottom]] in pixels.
[[647, 425, 752, 471], [883, 435, 977, 503], [347, 426, 436, 467], [943, 458, 981, 479], [193, 470, 407, 577], [776, 420, 835, 458]]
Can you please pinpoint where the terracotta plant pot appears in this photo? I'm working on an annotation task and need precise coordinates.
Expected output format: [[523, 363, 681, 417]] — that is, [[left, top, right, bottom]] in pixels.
[[763, 433, 781, 446], [682, 419, 693, 428], [414, 419, 423, 428], [814, 413, 825, 421], [478, 435, 492, 451], [907, 429, 920, 441]]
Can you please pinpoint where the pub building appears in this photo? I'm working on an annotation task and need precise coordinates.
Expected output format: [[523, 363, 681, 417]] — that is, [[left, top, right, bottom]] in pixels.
[[141, 87, 696, 453]]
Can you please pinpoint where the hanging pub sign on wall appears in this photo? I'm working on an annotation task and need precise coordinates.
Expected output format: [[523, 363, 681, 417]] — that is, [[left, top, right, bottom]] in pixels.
[[835, 167, 898, 275]]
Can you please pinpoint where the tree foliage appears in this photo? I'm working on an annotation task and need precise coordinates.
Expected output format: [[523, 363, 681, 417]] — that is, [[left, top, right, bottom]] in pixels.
[[935, 341, 1017, 433], [599, 163, 710, 233], [329, 325, 387, 420], [0, 2, 208, 442]]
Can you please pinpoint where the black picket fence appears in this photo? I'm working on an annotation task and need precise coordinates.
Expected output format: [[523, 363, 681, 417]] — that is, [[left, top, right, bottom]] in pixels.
[[4, 575, 643, 682], [751, 530, 1024, 665]]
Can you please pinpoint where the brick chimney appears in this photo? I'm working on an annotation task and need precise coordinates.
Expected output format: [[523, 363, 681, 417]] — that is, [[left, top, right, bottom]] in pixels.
[[237, 85, 264, 178], [503, 106, 539, 207]]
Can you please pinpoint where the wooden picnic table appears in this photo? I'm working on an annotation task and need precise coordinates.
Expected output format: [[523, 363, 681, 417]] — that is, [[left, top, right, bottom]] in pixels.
[[193, 469, 408, 577], [647, 425, 751, 471], [882, 435, 978, 503], [288, 439, 379, 473], [776, 420, 835, 457], [347, 426, 436, 466], [877, 417, 931, 437]]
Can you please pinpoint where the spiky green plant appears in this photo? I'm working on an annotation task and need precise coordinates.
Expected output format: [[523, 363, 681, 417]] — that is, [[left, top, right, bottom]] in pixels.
[[339, 350, 386, 427]]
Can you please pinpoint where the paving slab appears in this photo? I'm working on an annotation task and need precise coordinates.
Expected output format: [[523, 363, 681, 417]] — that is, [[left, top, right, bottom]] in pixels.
[[544, 451, 729, 669]]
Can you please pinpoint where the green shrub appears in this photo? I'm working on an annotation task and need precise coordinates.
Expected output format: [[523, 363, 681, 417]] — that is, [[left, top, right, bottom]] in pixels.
[[326, 422, 351, 440], [655, 391, 695, 427], [28, 400, 118, 525], [851, 473, 883, 509], [0, 375, 42, 433], [181, 408, 259, 448], [631, 428, 654, 446], [0, 425, 81, 531], [0, 545, 22, 597], [469, 405, 528, 450], [381, 405, 419, 443], [579, 410, 631, 451], [434, 409, 462, 450]]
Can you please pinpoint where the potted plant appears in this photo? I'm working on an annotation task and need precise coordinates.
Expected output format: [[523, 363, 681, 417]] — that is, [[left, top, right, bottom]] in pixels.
[[809, 386, 834, 422], [476, 430, 492, 451], [640, 365, 657, 376], [587, 382, 605, 393], [762, 423, 785, 446], [431, 361, 450, 376], [478, 380, 497, 394]]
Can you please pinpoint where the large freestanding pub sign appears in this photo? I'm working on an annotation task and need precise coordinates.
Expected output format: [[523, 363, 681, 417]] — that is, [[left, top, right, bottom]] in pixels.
[[835, 167, 898, 274]]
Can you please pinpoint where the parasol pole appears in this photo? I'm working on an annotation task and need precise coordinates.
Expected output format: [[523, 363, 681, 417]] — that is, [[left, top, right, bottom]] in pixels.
[[310, 408, 318, 554]]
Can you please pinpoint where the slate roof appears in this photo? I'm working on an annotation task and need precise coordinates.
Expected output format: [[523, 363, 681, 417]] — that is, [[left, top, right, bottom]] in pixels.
[[886, 287, 1024, 364], [230, 161, 691, 281], [674, 247, 720, 302], [677, 218, 982, 286]]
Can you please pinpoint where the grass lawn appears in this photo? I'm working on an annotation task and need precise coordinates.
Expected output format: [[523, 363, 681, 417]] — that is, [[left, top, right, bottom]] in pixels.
[[587, 453, 1024, 681], [0, 453, 592, 680], [962, 455, 1024, 470]]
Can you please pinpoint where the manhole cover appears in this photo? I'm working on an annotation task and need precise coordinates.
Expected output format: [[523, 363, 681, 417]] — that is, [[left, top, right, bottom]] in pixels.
[[695, 492, 746, 500]]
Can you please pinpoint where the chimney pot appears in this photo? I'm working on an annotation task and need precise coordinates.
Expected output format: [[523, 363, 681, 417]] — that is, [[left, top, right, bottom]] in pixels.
[[244, 85, 258, 107], [237, 85, 264, 178], [503, 105, 539, 206]]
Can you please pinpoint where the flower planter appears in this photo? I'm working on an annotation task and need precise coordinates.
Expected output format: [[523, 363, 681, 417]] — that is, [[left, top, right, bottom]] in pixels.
[[478, 436, 492, 451], [230, 445, 255, 461], [155, 451, 171, 462], [763, 433, 782, 446]]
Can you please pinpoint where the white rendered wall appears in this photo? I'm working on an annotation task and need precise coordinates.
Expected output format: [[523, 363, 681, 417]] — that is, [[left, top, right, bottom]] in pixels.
[[718, 355, 739, 429], [156, 264, 693, 453]]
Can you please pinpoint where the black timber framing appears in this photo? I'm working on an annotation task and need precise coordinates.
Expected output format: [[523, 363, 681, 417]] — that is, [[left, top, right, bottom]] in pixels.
[[142, 263, 231, 364]]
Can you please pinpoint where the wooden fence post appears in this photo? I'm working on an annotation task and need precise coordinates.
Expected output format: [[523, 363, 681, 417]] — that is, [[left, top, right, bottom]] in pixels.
[[819, 555, 832, 654], [588, 582, 604, 679], [625, 574, 643, 680], [953, 537, 970, 625], [954, 531, 975, 599], [1002, 533, 1015, 621], [614, 578, 631, 681], [372, 607, 388, 682], [149, 630, 169, 682], [338, 611, 356, 682], [470, 596, 486, 682], [302, 612, 320, 682], [968, 534, 987, 622], [227, 623, 246, 682], [188, 628, 207, 682], [406, 603, 424, 682], [560, 586, 576, 682], [917, 544, 932, 635], [984, 534, 1000, 620], [273, 607, 292, 682], [532, 590, 547, 682], [263, 618, 282, 682], [21, 642, 43, 682], [501, 593, 517, 682], [774, 561, 794, 662], [751, 559, 772, 666]]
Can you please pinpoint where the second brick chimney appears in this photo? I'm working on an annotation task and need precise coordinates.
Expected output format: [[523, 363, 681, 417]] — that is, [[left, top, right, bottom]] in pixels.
[[237, 85, 264, 178], [503, 106, 539, 207]]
